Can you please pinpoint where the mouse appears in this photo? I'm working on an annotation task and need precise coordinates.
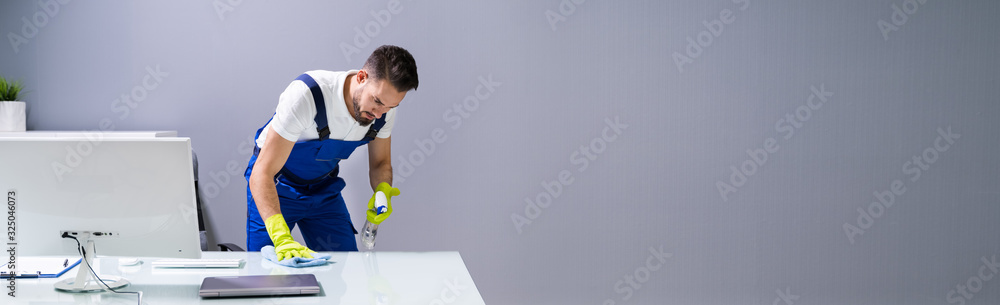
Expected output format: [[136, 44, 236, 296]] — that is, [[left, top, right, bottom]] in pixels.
[[118, 258, 141, 266]]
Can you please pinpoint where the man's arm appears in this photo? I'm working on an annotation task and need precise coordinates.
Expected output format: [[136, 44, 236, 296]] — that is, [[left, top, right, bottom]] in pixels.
[[367, 135, 393, 190], [249, 126, 295, 222]]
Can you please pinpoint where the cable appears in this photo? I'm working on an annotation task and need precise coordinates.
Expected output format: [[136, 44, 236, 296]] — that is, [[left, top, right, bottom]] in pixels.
[[62, 233, 143, 305], [65, 234, 143, 305]]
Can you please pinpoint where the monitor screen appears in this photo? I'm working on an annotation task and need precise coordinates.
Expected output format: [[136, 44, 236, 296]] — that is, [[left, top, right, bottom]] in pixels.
[[2, 137, 201, 259]]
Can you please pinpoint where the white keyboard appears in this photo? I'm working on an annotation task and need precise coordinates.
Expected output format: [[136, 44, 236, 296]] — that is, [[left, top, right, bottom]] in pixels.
[[151, 258, 244, 268]]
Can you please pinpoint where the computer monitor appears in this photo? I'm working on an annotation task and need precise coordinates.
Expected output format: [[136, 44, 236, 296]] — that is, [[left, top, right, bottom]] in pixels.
[[1, 137, 202, 291]]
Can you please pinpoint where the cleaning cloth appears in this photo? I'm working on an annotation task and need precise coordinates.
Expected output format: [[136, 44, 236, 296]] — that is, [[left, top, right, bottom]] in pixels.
[[261, 245, 331, 268]]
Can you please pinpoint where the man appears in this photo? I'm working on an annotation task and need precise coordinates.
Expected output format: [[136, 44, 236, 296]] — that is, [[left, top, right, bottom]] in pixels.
[[245, 45, 418, 258]]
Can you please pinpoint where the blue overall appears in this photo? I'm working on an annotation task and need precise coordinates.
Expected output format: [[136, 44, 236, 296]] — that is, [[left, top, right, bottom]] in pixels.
[[245, 73, 386, 252]]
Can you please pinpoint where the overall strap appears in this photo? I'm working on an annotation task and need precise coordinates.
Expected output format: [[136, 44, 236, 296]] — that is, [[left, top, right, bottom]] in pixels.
[[295, 73, 331, 140], [363, 116, 388, 142]]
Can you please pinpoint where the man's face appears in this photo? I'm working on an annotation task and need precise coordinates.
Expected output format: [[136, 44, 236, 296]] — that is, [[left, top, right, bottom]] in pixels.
[[352, 72, 405, 126]]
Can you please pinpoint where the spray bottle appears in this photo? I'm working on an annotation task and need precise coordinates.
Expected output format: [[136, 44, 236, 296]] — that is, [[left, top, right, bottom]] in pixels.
[[361, 191, 387, 250]]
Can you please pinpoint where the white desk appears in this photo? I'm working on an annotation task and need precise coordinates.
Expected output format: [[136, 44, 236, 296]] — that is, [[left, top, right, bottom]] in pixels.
[[0, 131, 176, 138], [8, 251, 486, 305]]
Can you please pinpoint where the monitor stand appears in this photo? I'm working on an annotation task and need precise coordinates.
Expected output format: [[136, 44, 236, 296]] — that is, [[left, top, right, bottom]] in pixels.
[[54, 233, 130, 292]]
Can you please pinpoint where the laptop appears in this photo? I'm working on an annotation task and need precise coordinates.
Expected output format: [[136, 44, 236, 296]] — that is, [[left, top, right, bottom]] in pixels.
[[199, 274, 321, 298]]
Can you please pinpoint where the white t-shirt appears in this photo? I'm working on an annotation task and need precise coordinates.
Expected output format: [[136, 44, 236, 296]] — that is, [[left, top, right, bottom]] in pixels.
[[256, 70, 396, 148]]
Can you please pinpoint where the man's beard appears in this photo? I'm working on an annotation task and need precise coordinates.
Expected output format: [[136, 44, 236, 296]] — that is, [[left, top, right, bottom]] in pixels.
[[352, 90, 373, 126]]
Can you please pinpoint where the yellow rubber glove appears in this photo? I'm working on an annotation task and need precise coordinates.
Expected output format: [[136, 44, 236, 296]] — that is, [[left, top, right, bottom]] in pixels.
[[366, 182, 400, 225], [264, 214, 315, 261]]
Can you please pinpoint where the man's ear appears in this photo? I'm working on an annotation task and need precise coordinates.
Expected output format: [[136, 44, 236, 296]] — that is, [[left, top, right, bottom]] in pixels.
[[357, 70, 367, 84]]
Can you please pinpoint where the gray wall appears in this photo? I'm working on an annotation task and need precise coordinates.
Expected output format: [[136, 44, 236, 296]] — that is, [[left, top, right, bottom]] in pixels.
[[3, 1, 999, 304]]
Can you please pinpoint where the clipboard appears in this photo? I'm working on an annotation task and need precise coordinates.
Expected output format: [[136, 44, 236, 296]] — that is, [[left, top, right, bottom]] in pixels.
[[2, 257, 82, 278]]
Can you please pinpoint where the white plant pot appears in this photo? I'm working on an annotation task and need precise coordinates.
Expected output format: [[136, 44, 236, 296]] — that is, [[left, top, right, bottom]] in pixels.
[[0, 101, 26, 132]]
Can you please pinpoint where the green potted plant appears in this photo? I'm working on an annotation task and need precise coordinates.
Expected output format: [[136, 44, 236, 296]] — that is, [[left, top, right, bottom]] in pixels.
[[0, 76, 26, 132]]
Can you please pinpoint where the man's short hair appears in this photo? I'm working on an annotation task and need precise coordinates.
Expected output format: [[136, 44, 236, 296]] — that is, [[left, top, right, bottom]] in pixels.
[[363, 45, 419, 92]]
